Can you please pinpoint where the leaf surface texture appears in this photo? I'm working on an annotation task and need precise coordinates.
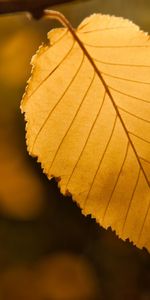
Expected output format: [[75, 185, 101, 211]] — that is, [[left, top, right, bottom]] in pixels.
[[21, 14, 150, 251]]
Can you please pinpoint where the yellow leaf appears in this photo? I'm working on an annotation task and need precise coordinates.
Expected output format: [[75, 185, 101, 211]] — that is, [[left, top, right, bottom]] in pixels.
[[21, 14, 150, 251]]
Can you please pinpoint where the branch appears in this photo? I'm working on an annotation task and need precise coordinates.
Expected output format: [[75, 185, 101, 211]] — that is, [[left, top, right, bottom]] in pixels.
[[0, 0, 76, 19]]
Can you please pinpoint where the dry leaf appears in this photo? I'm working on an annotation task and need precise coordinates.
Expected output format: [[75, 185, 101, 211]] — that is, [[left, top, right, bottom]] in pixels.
[[21, 14, 150, 251]]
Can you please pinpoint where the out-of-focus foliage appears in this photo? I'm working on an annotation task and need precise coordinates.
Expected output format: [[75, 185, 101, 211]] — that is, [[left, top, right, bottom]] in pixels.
[[0, 253, 100, 299], [0, 14, 48, 219], [0, 140, 45, 219], [0, 1, 150, 300]]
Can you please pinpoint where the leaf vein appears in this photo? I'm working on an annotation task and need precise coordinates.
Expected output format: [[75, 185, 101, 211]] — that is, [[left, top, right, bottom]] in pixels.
[[28, 40, 75, 100], [66, 91, 106, 189], [32, 49, 84, 152], [122, 168, 141, 234], [140, 157, 150, 164], [85, 43, 150, 49], [102, 71, 150, 85], [93, 57, 150, 68], [129, 132, 150, 144], [137, 187, 150, 244], [83, 115, 118, 209], [102, 141, 130, 222], [118, 107, 150, 123], [48, 63, 96, 172], [109, 86, 150, 103], [78, 26, 132, 34]]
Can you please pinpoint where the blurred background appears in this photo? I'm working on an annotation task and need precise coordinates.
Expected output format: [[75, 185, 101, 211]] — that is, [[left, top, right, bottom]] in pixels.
[[0, 0, 150, 299]]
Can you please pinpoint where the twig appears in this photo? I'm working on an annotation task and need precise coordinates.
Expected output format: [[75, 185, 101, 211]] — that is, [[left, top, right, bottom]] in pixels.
[[0, 0, 75, 19]]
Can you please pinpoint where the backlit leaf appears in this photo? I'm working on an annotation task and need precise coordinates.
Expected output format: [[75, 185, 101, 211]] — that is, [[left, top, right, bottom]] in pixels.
[[21, 14, 150, 251]]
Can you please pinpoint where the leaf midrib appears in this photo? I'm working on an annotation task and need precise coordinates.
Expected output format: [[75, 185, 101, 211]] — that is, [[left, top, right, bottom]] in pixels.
[[66, 26, 149, 187]]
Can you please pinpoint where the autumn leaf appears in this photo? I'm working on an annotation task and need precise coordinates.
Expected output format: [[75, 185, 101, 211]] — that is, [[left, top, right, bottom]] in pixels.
[[21, 13, 150, 251]]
